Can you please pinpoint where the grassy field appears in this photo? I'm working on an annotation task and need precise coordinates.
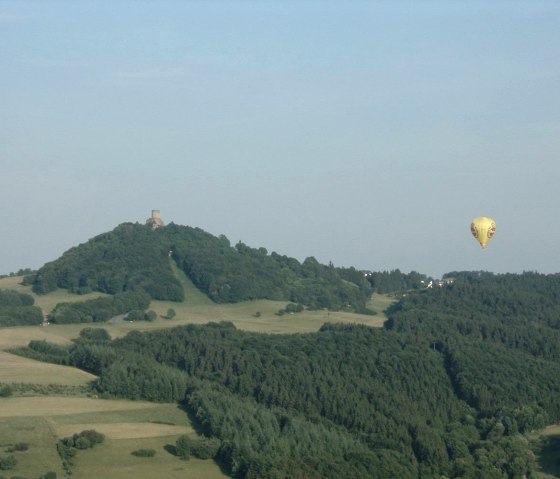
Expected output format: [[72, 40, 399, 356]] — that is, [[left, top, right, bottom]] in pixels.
[[71, 436, 227, 479], [0, 415, 65, 478], [0, 351, 96, 385], [0, 397, 228, 478], [0, 274, 391, 343]]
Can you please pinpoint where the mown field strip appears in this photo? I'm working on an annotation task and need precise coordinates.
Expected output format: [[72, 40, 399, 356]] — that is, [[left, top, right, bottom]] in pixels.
[[0, 350, 96, 385], [0, 326, 73, 349], [71, 437, 229, 479], [54, 421, 193, 439], [0, 396, 159, 417], [0, 415, 64, 478]]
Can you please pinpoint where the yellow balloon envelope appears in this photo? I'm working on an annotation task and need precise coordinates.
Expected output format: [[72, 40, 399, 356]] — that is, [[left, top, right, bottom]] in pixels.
[[470, 217, 496, 249]]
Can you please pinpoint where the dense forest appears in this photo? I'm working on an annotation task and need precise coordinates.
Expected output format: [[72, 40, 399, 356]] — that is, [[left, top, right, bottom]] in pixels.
[[26, 223, 373, 315], [14, 271, 560, 478]]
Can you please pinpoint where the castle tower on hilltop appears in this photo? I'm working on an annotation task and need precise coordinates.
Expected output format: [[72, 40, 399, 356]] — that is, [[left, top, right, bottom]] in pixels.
[[146, 209, 165, 229]]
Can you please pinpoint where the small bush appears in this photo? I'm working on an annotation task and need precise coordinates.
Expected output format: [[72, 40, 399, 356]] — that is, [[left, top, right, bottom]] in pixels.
[[131, 448, 156, 457], [79, 429, 105, 446], [0, 454, 16, 470], [78, 328, 111, 342], [0, 385, 12, 397], [74, 436, 91, 450], [41, 472, 57, 479], [175, 435, 192, 460]]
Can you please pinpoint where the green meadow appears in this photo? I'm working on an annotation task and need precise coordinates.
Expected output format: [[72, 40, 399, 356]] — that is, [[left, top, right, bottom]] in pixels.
[[0, 397, 228, 478], [0, 273, 388, 343]]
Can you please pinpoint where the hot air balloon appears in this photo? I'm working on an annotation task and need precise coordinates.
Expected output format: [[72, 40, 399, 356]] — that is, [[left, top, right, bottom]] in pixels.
[[470, 217, 496, 249]]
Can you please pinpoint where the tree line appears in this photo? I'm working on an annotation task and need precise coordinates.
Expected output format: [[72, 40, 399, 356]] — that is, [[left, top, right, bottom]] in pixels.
[[0, 288, 42, 327]]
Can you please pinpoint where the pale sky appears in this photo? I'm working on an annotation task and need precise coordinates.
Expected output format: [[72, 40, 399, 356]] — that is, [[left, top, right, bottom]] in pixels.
[[1, 1, 559, 278]]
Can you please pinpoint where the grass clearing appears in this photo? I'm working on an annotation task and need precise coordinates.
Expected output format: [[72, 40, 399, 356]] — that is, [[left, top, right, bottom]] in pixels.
[[0, 397, 227, 478], [54, 421, 193, 439], [170, 260, 214, 306], [0, 415, 64, 478], [0, 351, 96, 385], [148, 297, 387, 334], [0, 274, 393, 341], [0, 325, 74, 349], [0, 396, 158, 417], [71, 436, 228, 479], [51, 402, 190, 426], [367, 293, 396, 321]]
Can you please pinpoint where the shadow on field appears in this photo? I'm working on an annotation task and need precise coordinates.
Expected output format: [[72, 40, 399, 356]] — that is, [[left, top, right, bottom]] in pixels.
[[164, 443, 177, 456], [178, 401, 209, 436], [537, 434, 560, 478]]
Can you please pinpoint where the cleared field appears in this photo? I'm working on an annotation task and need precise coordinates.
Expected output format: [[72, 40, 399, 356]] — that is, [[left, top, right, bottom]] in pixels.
[[50, 402, 189, 426], [367, 292, 396, 321], [0, 350, 96, 385], [55, 421, 193, 439], [0, 325, 74, 349], [0, 396, 158, 417], [0, 274, 392, 337], [71, 436, 228, 479], [0, 397, 227, 478], [0, 415, 64, 478]]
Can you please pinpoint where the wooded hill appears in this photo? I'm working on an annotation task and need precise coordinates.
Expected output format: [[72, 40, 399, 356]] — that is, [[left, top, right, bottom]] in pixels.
[[26, 222, 374, 314]]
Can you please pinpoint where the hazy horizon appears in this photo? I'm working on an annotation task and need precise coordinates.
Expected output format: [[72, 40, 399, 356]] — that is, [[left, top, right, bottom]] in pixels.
[[1, 1, 559, 279]]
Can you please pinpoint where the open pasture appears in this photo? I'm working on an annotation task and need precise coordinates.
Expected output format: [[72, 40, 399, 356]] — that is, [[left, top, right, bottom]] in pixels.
[[71, 436, 228, 479], [0, 350, 96, 385], [0, 397, 227, 478], [50, 401, 190, 425], [0, 396, 159, 418], [54, 421, 193, 439], [0, 325, 74, 349], [0, 299, 387, 350], [0, 415, 64, 478], [0, 274, 391, 351]]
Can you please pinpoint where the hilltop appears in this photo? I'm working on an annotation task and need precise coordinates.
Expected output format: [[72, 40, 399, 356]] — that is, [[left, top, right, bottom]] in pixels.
[[26, 222, 374, 316]]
